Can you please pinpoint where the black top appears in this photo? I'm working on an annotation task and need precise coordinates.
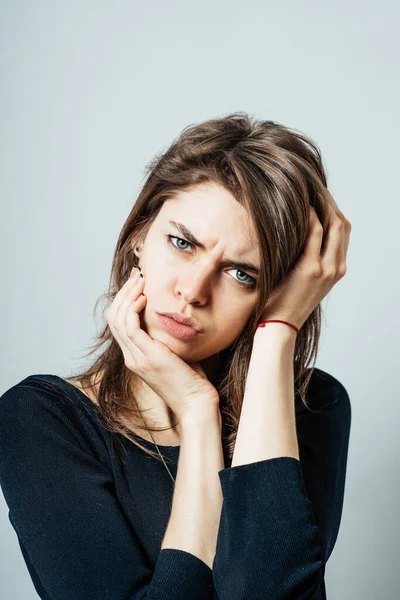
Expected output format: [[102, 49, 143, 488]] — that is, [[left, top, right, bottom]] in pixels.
[[0, 368, 351, 600]]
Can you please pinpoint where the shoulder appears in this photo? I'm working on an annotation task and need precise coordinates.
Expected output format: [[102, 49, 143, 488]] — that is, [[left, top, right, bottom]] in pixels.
[[305, 367, 350, 406], [295, 367, 351, 431], [294, 368, 352, 470], [296, 367, 350, 409], [0, 373, 92, 416], [0, 374, 110, 454]]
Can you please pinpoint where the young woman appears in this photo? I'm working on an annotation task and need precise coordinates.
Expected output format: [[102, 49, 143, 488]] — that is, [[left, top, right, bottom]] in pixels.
[[0, 112, 352, 600]]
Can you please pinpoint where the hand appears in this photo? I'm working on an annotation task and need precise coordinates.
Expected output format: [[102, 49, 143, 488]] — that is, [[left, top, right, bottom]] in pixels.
[[105, 268, 220, 423], [260, 188, 351, 331]]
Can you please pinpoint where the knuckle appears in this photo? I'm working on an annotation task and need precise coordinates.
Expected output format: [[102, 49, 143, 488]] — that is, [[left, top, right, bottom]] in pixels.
[[306, 263, 322, 278], [113, 318, 123, 331], [152, 340, 169, 360], [332, 218, 344, 233], [124, 359, 135, 371], [338, 263, 347, 277], [136, 356, 150, 373], [323, 267, 337, 280]]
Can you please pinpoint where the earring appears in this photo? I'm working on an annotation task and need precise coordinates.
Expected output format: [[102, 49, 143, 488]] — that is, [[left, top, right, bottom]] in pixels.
[[134, 246, 142, 271]]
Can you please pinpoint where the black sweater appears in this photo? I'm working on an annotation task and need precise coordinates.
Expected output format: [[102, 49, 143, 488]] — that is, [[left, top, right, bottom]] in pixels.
[[0, 368, 351, 600]]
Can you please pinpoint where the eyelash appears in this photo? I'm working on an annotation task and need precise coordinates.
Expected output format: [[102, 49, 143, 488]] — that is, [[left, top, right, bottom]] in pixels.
[[166, 234, 257, 289]]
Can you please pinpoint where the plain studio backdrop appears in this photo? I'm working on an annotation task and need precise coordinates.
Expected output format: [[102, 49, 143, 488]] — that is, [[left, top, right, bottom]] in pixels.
[[0, 1, 398, 598]]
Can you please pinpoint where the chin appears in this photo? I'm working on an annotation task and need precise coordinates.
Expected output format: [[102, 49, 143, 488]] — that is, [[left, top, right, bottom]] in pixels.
[[140, 308, 205, 359]]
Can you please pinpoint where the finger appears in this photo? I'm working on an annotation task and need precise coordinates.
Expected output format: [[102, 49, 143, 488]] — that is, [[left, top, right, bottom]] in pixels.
[[109, 271, 145, 360], [303, 206, 324, 259], [125, 293, 146, 338], [320, 201, 345, 268], [322, 188, 348, 268], [111, 278, 155, 368], [343, 221, 351, 256], [117, 271, 145, 322], [109, 268, 141, 317], [121, 278, 164, 358], [124, 290, 148, 359], [325, 188, 346, 221], [115, 272, 145, 340], [108, 320, 133, 364]]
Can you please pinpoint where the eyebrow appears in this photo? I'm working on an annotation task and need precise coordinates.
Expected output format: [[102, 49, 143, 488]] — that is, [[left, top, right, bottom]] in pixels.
[[168, 220, 260, 276]]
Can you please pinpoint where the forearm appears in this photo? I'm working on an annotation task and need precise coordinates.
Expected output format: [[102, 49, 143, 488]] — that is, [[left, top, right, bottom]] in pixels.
[[161, 406, 224, 570], [231, 323, 299, 468]]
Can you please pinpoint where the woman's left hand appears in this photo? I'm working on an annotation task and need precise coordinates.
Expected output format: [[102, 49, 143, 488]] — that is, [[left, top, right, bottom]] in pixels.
[[260, 188, 352, 331]]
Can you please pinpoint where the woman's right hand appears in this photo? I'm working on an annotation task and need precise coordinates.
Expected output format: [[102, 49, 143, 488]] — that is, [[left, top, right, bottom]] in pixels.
[[105, 267, 220, 425]]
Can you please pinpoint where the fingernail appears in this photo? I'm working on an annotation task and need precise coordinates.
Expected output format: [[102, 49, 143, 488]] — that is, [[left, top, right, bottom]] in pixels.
[[140, 273, 143, 278]]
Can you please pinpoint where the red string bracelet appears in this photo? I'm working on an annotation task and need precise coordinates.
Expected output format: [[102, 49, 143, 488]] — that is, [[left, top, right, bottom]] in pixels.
[[257, 319, 299, 335]]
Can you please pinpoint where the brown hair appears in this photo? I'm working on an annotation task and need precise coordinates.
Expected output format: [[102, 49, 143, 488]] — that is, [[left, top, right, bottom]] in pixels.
[[64, 111, 330, 467]]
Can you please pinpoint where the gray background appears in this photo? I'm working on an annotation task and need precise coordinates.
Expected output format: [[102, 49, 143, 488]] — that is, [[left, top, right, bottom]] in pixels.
[[1, 1, 398, 598]]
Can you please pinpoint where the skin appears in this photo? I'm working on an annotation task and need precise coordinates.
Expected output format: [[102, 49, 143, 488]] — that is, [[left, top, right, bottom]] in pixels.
[[71, 183, 350, 449], [69, 181, 350, 571], [129, 183, 351, 443], [131, 181, 261, 436]]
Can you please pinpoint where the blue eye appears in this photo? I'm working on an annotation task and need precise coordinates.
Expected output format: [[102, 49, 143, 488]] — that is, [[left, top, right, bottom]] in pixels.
[[166, 234, 194, 254], [166, 234, 256, 289], [234, 270, 254, 286], [169, 236, 191, 251]]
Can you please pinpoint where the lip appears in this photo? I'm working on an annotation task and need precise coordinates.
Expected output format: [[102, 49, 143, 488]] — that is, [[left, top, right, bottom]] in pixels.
[[156, 313, 201, 340], [158, 312, 203, 332]]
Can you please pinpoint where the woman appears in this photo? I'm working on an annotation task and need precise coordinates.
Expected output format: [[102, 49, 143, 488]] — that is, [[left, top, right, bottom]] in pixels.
[[0, 112, 352, 600]]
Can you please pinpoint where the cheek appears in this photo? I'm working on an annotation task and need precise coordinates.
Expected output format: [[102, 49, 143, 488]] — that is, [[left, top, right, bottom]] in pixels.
[[141, 250, 171, 290], [145, 269, 171, 298], [212, 301, 256, 344], [217, 295, 256, 321], [200, 323, 243, 358], [216, 301, 254, 336]]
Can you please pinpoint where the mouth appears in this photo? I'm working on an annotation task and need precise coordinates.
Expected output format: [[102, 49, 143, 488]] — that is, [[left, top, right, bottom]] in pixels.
[[157, 311, 203, 332], [156, 313, 202, 340]]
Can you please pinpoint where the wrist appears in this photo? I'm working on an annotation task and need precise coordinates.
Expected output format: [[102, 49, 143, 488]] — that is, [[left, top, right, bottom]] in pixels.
[[180, 403, 222, 434], [255, 321, 298, 345]]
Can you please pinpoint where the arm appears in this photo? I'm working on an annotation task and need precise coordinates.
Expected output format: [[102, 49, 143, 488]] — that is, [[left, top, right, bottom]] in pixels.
[[0, 382, 218, 600], [231, 324, 299, 467], [212, 325, 351, 600], [161, 406, 225, 570]]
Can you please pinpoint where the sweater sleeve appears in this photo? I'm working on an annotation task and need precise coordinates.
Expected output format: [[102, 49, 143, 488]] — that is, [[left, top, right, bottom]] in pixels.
[[0, 383, 215, 600], [212, 368, 351, 600]]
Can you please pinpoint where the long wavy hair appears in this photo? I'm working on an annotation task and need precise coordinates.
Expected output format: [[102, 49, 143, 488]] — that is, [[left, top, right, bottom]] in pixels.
[[64, 111, 330, 467]]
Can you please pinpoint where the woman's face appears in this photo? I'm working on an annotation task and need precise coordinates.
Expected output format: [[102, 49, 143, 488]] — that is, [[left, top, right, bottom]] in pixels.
[[137, 182, 261, 363]]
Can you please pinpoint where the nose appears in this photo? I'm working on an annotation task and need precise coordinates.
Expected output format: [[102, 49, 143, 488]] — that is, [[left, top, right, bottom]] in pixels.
[[177, 266, 215, 305]]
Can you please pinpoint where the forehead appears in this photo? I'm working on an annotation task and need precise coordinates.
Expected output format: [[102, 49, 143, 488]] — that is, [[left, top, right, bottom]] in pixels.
[[159, 183, 259, 258]]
